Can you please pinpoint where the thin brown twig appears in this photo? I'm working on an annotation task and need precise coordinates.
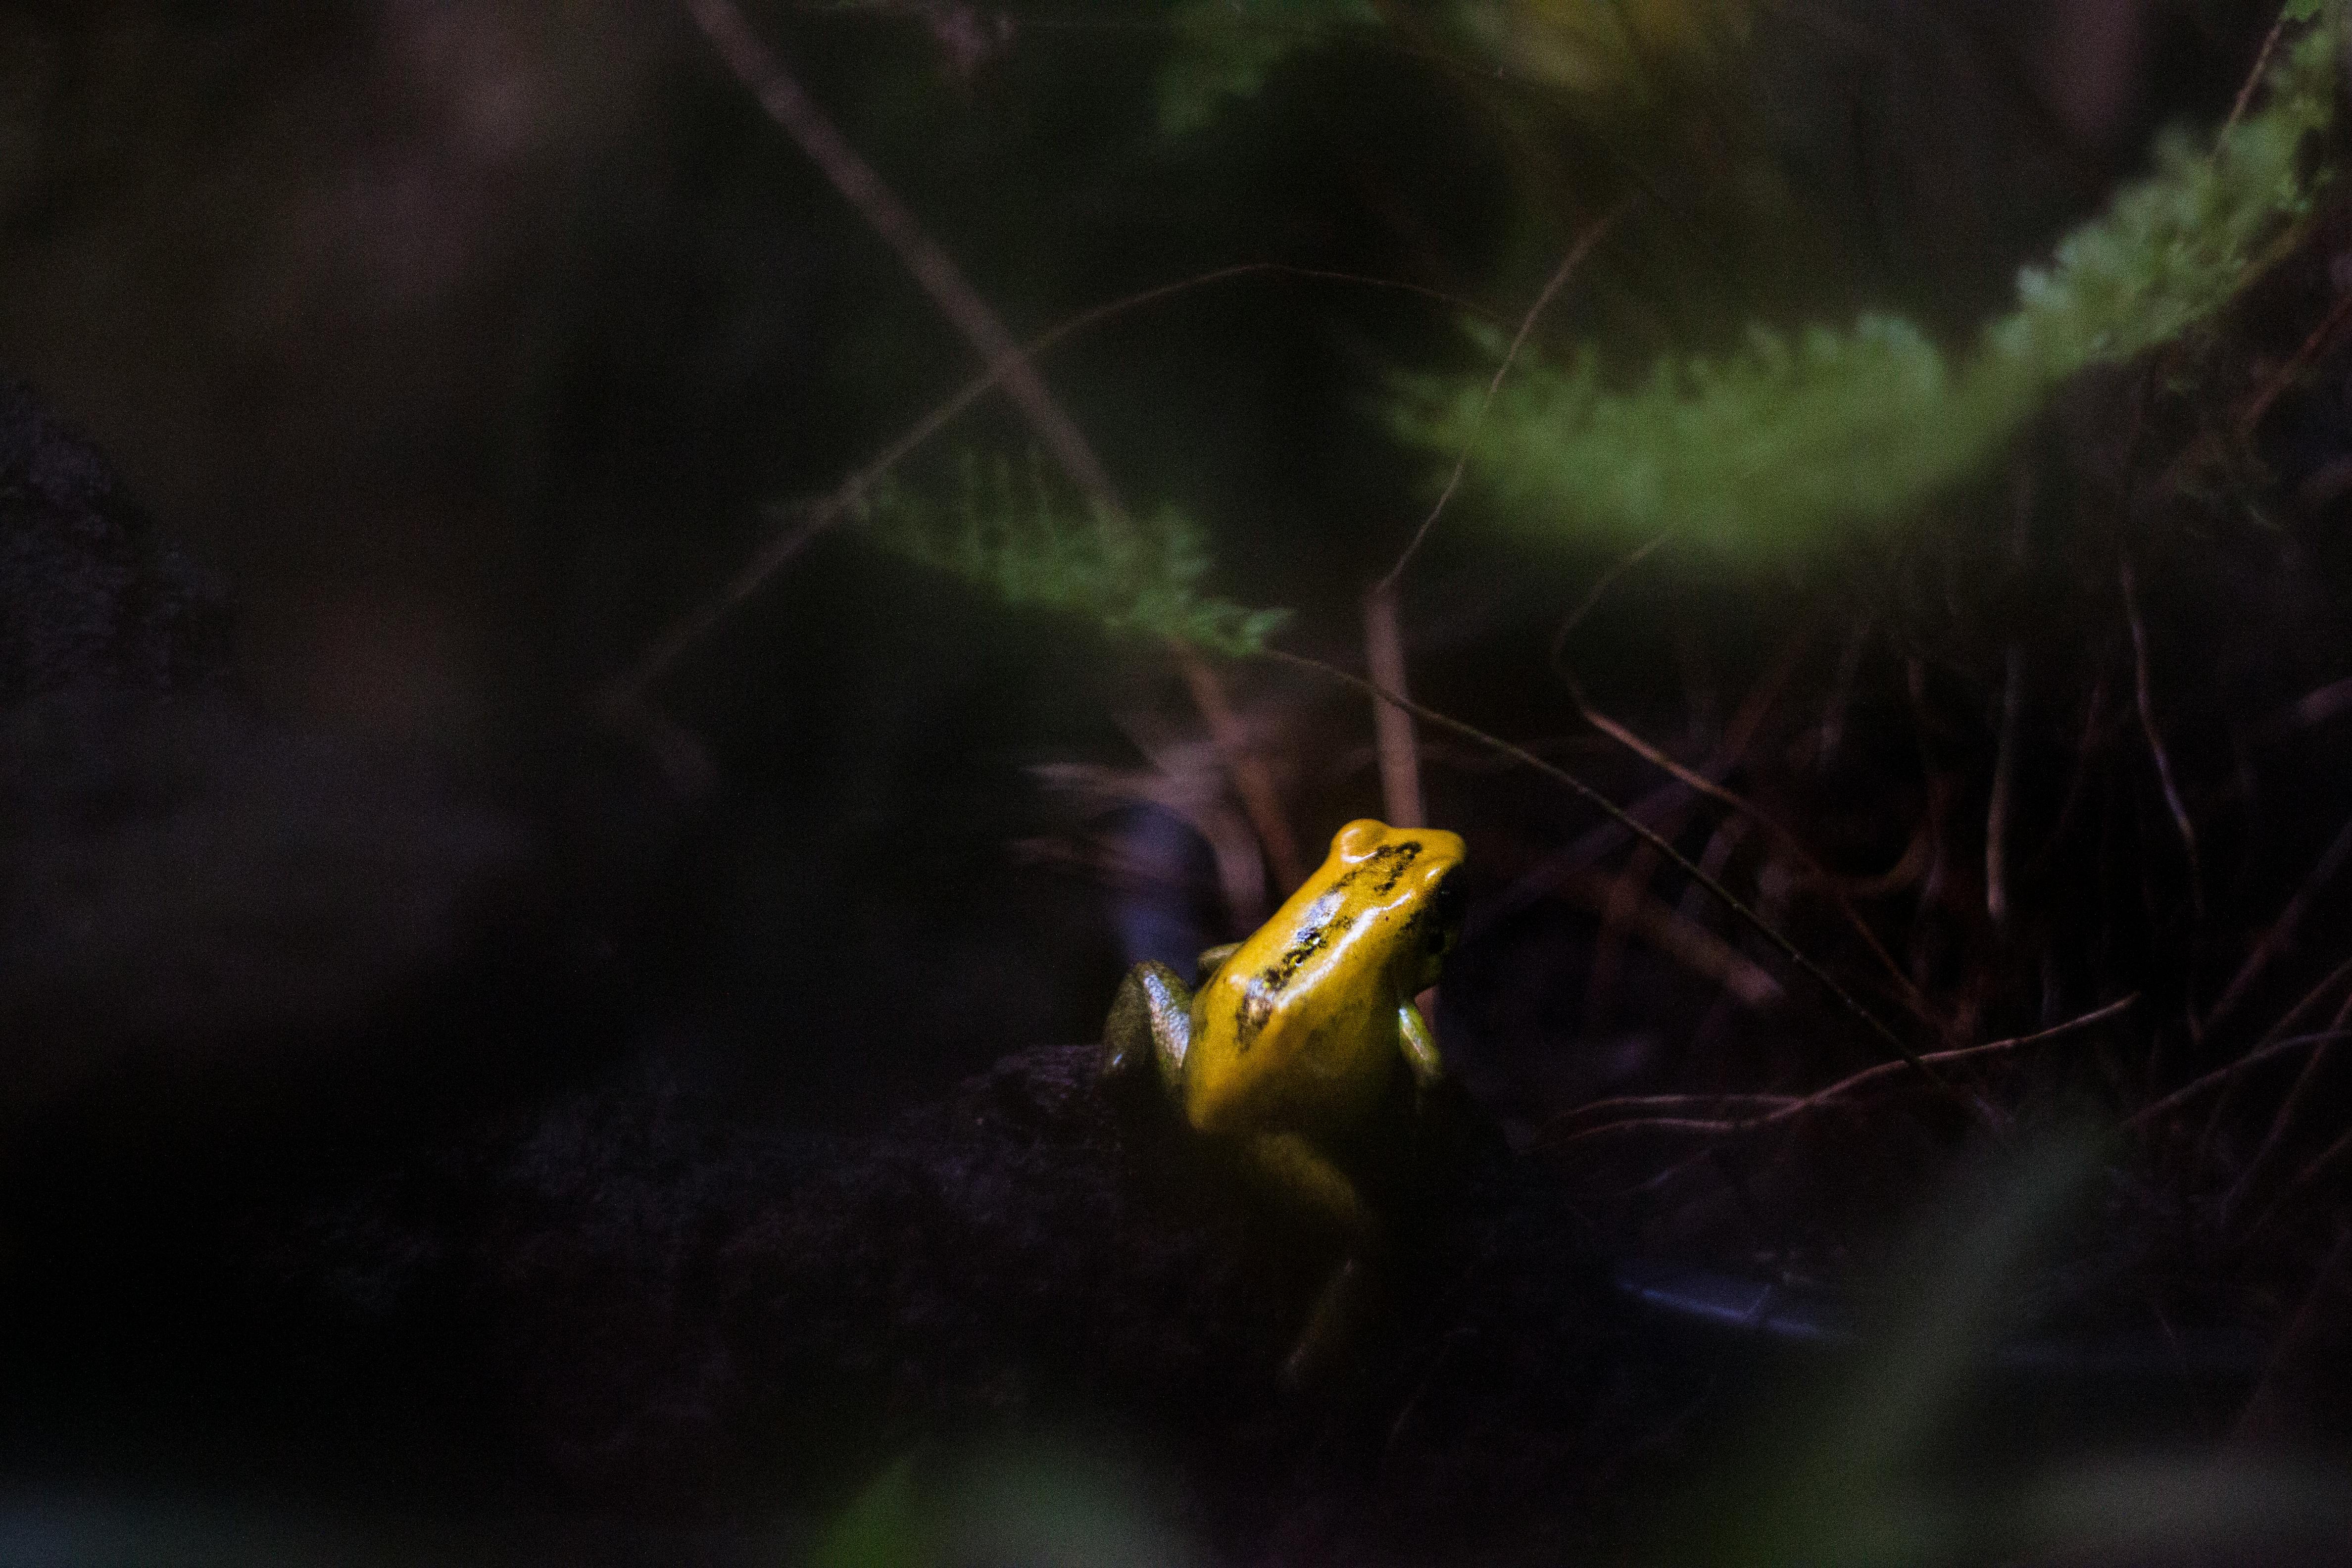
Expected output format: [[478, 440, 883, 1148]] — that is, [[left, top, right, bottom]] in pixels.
[[1813, 617, 1871, 772], [1547, 1091, 1798, 1124], [604, 260, 1501, 708], [1362, 581, 1426, 830], [1548, 866, 1784, 1010], [1526, 630, 1925, 1019], [2231, 1223, 2352, 1441], [2237, 287, 2352, 441], [2121, 559, 2204, 918], [1584, 838, 1668, 1030], [2245, 1117, 2352, 1243], [2120, 1030, 2352, 1132], [1175, 647, 1305, 889], [1987, 645, 2024, 931], [1903, 657, 1956, 991], [2228, 973, 2352, 1222], [1547, 533, 1670, 679], [2261, 951, 2352, 1052], [685, 0, 1117, 506], [2221, 11, 2291, 141], [602, 506, 840, 720], [2196, 908, 2352, 1170], [2026, 664, 2110, 875], [1552, 1116, 1754, 1142], [1567, 681, 1941, 1029], [1259, 647, 1980, 1115], [1677, 812, 1752, 924], [1374, 202, 1628, 594], [2205, 809, 2352, 1034], [1487, 624, 1796, 935], [673, 1, 1342, 887], [1563, 632, 1811, 1024], [1820, 827, 1931, 901], [2255, 672, 2352, 740], [1479, 773, 1702, 936], [1541, 994, 2138, 1147]]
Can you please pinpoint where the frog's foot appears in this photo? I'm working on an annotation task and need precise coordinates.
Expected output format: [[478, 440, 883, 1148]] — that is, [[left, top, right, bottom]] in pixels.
[[1280, 1254, 1375, 1391], [1099, 960, 1191, 1099]]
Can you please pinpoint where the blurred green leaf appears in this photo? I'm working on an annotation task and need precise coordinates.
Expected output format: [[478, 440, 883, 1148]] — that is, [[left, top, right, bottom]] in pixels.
[[2010, 1455, 2352, 1559], [809, 1453, 932, 1568], [1158, 0, 1382, 135], [1696, 1127, 2107, 1568], [805, 1441, 1203, 1568], [1396, 0, 2339, 554], [859, 451, 1292, 657]]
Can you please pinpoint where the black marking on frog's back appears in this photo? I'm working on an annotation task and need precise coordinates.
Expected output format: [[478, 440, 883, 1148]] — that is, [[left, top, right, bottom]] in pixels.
[[1235, 913, 1333, 1052], [1360, 839, 1422, 894], [1321, 840, 1423, 904], [1228, 842, 1428, 1052], [1234, 989, 1274, 1052]]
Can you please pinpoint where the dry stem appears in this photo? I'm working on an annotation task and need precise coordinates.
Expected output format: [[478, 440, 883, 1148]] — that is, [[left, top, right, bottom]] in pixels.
[[1568, 675, 1940, 1031], [1548, 867, 1783, 1010], [1374, 204, 1625, 594], [2205, 809, 2352, 1033], [2121, 1029, 2352, 1131], [2120, 560, 2205, 919], [1262, 648, 1982, 1116], [674, 0, 1316, 883], [1540, 994, 2138, 1147], [1363, 581, 1425, 830]]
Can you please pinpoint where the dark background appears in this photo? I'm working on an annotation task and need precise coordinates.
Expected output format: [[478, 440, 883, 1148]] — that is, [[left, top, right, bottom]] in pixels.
[[3, 2, 2345, 1563]]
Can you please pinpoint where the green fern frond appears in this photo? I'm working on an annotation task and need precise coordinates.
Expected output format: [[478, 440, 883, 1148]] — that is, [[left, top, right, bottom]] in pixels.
[[1159, 0, 1382, 136], [858, 452, 1292, 657], [1395, 3, 2340, 553]]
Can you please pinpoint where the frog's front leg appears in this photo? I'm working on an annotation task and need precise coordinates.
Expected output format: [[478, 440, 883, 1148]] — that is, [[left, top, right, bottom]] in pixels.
[[1397, 996, 1445, 1091], [1099, 960, 1193, 1098]]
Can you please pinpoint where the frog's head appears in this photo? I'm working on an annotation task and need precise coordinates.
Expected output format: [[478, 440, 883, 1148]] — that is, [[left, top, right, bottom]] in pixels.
[[1324, 819, 1468, 994]]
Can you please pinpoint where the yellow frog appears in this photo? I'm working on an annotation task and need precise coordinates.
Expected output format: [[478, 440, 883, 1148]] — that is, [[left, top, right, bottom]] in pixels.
[[1100, 819, 1467, 1383]]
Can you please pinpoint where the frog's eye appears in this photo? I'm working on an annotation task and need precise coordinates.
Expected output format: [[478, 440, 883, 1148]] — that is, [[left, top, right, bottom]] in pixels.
[[1422, 871, 1464, 950]]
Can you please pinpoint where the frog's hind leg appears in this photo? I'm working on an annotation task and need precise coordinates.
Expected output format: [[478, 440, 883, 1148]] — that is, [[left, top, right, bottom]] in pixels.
[[1241, 1131, 1382, 1388], [1242, 1131, 1378, 1249], [1099, 960, 1192, 1098]]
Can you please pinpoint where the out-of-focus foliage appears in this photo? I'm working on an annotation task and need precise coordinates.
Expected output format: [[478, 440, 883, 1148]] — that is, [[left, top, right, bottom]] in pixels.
[[858, 452, 1292, 656], [1392, 4, 2341, 554], [1999, 35, 2338, 376], [1157, 0, 1381, 136], [1159, 0, 1757, 130], [812, 1453, 933, 1568], [1684, 1128, 2352, 1568], [810, 1442, 1203, 1568], [1455, 0, 1753, 106]]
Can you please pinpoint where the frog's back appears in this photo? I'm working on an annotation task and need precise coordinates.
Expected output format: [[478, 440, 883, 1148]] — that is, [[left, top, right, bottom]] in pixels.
[[1180, 821, 1462, 1135]]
